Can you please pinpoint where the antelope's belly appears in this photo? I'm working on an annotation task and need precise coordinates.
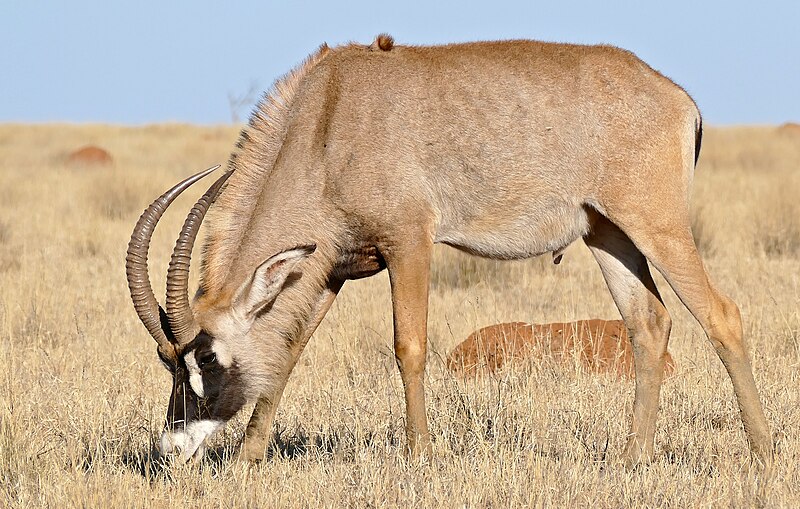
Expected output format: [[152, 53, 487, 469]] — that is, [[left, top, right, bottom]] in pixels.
[[434, 201, 590, 260]]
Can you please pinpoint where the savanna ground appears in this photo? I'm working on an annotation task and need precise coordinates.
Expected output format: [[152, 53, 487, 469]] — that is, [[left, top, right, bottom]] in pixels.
[[0, 123, 798, 508]]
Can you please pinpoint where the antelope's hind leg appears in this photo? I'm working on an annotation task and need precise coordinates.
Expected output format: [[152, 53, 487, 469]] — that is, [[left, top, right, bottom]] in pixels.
[[621, 218, 774, 467], [584, 216, 672, 467]]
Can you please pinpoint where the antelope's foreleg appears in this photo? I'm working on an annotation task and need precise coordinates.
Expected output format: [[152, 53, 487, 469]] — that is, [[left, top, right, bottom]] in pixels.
[[238, 284, 341, 462], [383, 237, 433, 457]]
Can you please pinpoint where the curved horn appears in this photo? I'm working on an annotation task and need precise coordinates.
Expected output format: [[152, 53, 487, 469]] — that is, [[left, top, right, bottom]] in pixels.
[[126, 165, 221, 361], [165, 169, 234, 343]]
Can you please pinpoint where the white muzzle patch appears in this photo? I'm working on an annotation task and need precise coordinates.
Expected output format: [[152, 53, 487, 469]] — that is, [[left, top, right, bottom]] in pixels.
[[159, 420, 222, 462]]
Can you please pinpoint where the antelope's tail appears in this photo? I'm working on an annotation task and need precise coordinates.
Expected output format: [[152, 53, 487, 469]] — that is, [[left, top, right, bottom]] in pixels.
[[694, 117, 703, 167]]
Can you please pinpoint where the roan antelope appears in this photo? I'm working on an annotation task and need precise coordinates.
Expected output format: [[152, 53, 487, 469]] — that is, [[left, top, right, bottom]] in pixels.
[[126, 35, 772, 467]]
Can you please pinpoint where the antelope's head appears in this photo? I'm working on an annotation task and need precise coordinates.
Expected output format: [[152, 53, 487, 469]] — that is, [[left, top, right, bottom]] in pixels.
[[125, 166, 314, 462]]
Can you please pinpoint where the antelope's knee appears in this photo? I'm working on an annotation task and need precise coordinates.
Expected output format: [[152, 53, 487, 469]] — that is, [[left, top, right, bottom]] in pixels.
[[394, 339, 427, 375]]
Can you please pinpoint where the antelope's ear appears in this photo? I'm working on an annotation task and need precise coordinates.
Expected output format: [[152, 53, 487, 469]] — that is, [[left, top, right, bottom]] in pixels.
[[233, 245, 316, 320]]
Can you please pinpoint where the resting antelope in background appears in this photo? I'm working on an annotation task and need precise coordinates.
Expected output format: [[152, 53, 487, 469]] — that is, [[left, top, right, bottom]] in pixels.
[[126, 35, 772, 467], [447, 319, 678, 378]]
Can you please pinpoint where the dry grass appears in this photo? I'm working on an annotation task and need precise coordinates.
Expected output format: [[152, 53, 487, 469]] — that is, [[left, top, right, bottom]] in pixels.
[[0, 123, 799, 507]]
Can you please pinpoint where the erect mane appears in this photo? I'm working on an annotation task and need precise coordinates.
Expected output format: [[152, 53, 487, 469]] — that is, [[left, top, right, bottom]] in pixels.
[[200, 43, 332, 296]]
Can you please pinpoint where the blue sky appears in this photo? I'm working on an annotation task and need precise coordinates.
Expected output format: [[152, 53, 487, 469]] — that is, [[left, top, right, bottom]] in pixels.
[[1, 1, 797, 125]]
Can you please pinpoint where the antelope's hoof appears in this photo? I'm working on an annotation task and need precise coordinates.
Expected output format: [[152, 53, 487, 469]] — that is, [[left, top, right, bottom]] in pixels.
[[622, 443, 654, 470], [237, 439, 269, 463]]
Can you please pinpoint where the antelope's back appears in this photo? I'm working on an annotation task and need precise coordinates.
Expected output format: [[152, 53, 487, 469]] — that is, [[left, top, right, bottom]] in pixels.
[[289, 40, 698, 256]]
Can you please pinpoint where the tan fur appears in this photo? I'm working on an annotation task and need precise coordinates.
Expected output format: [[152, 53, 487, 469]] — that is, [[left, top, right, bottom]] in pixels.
[[448, 319, 677, 379], [187, 36, 771, 467]]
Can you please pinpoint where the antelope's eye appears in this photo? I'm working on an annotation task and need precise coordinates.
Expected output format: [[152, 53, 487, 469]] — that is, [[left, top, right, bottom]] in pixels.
[[197, 352, 217, 369]]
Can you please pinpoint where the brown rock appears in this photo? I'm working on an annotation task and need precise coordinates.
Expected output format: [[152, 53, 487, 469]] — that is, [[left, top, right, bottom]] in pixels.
[[447, 319, 676, 379], [66, 145, 113, 166]]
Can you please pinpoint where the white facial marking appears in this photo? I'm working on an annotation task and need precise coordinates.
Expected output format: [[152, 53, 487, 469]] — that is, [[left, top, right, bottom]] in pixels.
[[184, 351, 204, 398], [159, 420, 222, 462], [211, 339, 233, 368]]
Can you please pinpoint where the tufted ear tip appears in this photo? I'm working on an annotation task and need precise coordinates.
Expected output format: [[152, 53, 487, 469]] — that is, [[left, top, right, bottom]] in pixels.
[[297, 244, 316, 256]]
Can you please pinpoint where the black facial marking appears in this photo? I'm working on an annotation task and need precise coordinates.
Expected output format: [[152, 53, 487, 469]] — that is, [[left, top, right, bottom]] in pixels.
[[165, 365, 207, 430], [182, 330, 214, 353], [189, 334, 219, 372], [163, 330, 248, 429], [211, 362, 247, 422]]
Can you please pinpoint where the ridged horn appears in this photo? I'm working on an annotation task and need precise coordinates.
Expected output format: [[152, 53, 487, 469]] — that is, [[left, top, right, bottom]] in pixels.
[[165, 169, 233, 343], [125, 165, 221, 361]]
